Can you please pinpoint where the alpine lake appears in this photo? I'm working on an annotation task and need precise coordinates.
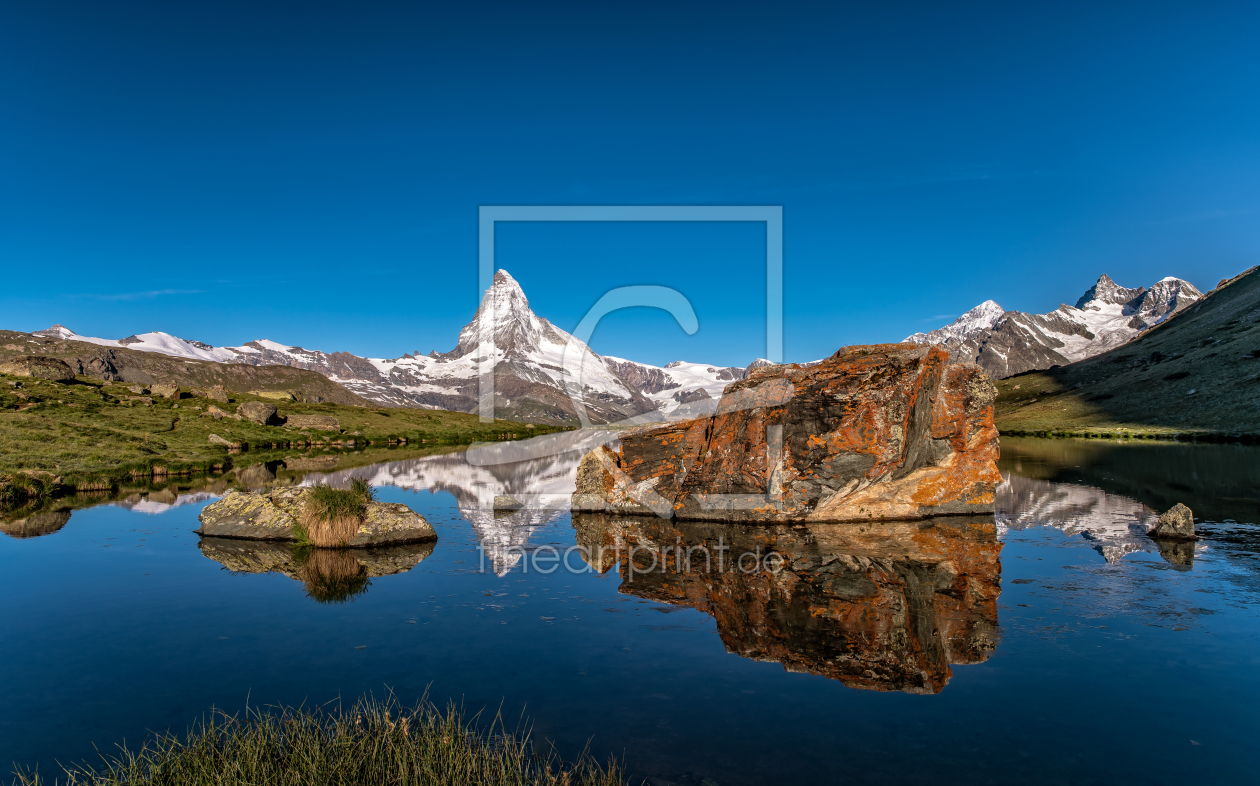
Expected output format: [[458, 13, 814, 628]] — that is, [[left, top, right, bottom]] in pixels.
[[3, 433, 1259, 785]]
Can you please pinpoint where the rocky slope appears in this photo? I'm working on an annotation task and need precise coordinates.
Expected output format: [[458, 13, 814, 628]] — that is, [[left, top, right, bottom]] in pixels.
[[993, 266, 1260, 435], [906, 274, 1203, 378], [602, 357, 746, 418], [0, 331, 371, 405]]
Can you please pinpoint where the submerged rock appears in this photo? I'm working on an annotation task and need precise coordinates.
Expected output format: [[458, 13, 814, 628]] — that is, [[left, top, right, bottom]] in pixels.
[[574, 343, 1001, 523], [1151, 503, 1196, 540], [195, 487, 437, 546]]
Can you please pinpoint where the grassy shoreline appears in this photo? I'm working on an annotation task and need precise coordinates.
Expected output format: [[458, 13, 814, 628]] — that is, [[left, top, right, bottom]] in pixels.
[[0, 374, 566, 515], [10, 696, 626, 786]]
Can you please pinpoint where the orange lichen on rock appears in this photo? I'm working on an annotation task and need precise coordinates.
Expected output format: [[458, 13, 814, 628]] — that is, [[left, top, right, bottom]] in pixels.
[[573, 343, 1001, 523]]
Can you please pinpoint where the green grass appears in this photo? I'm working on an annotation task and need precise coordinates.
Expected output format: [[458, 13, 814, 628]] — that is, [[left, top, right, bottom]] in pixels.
[[10, 695, 627, 786], [294, 482, 377, 548], [0, 375, 567, 494]]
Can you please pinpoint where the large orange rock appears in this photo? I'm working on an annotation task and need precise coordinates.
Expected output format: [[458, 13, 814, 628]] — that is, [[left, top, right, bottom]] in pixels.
[[573, 343, 1000, 522], [573, 512, 1001, 693]]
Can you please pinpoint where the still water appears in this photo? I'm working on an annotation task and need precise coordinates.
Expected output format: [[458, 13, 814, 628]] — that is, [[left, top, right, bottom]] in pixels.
[[3, 435, 1259, 784]]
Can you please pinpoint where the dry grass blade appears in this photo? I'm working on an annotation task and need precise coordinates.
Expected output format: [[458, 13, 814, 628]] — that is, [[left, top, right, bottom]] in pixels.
[[296, 483, 373, 547]]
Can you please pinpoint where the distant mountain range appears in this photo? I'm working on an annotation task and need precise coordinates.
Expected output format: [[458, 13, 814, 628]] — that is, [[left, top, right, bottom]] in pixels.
[[904, 274, 1203, 378], [37, 271, 761, 424], [32, 269, 1204, 422]]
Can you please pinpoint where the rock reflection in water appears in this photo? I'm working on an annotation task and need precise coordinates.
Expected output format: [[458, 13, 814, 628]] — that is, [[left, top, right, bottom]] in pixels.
[[573, 513, 1001, 694], [995, 473, 1192, 564], [0, 510, 71, 539], [197, 537, 434, 603]]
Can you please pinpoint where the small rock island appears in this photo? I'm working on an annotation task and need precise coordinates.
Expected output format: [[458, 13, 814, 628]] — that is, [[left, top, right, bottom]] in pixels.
[[574, 343, 1001, 522], [197, 485, 437, 547]]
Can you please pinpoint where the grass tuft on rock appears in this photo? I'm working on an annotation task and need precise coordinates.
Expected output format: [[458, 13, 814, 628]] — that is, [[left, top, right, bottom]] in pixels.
[[10, 695, 627, 786], [295, 482, 376, 548]]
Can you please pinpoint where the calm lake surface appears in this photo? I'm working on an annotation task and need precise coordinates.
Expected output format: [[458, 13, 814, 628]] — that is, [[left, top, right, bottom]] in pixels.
[[3, 434, 1260, 785]]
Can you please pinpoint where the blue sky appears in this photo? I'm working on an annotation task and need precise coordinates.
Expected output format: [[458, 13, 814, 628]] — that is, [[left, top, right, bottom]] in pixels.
[[2, 1, 1258, 366]]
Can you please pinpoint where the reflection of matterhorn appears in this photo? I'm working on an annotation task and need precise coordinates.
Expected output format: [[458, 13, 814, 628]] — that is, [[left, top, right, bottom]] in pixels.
[[996, 473, 1160, 563], [303, 432, 606, 575]]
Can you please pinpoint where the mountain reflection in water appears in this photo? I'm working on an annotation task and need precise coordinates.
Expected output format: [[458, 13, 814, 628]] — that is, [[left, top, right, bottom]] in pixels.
[[574, 512, 1001, 694], [300, 434, 609, 575], [996, 472, 1202, 566]]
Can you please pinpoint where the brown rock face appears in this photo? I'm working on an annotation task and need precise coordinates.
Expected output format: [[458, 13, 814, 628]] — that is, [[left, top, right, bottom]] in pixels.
[[0, 356, 76, 382], [574, 343, 1001, 523], [573, 512, 1001, 694]]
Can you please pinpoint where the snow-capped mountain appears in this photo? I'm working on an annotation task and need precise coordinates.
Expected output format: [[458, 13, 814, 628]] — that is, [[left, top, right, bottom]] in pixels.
[[602, 357, 746, 418], [36, 271, 671, 424], [905, 274, 1203, 378]]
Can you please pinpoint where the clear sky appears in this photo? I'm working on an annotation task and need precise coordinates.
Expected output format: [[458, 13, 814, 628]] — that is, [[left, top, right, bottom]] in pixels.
[[3, 1, 1258, 367]]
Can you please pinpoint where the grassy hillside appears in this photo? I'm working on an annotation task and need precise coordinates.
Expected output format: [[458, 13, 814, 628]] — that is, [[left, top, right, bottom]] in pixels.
[[994, 266, 1260, 439], [0, 330, 371, 406], [0, 374, 564, 491]]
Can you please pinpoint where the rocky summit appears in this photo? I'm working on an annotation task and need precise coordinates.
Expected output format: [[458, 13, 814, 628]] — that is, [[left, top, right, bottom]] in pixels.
[[196, 487, 436, 546], [573, 343, 1001, 523], [905, 273, 1203, 378]]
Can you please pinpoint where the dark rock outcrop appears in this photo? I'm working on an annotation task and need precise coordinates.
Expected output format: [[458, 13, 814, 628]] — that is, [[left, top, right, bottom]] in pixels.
[[574, 343, 1001, 523], [237, 401, 279, 425], [573, 512, 1001, 694], [0, 356, 76, 382]]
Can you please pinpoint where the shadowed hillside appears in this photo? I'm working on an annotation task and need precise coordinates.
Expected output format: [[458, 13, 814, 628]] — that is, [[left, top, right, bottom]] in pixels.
[[994, 266, 1260, 437], [0, 330, 371, 406]]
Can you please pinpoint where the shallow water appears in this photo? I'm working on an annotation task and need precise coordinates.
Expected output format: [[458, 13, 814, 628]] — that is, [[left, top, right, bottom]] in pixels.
[[3, 435, 1259, 784]]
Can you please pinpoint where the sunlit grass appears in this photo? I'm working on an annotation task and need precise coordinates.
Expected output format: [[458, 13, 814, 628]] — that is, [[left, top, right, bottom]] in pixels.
[[11, 695, 627, 786]]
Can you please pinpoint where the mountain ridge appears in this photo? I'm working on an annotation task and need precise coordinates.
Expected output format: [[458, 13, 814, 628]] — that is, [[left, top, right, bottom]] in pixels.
[[905, 273, 1203, 378]]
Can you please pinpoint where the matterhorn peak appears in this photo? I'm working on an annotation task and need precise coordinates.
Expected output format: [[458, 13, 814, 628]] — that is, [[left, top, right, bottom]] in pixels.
[[491, 268, 525, 294]]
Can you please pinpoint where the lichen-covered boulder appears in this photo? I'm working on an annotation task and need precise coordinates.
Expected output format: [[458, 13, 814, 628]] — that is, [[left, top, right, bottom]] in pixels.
[[237, 401, 279, 425], [1150, 503, 1196, 540], [195, 490, 295, 540], [573, 343, 1001, 523], [0, 356, 76, 382], [196, 486, 437, 546]]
